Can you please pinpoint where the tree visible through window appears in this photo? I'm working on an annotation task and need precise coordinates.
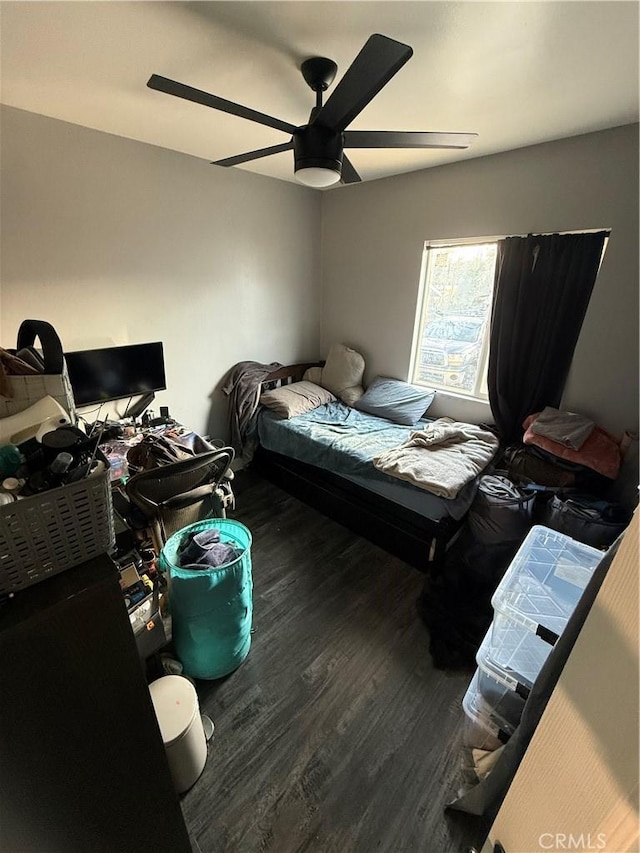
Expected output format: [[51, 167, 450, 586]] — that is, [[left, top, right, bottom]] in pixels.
[[411, 240, 498, 398]]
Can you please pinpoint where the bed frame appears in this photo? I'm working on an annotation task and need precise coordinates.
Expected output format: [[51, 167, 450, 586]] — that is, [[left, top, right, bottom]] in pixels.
[[251, 363, 462, 573]]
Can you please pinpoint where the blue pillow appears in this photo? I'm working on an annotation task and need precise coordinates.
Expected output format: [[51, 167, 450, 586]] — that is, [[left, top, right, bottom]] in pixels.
[[354, 376, 436, 425]]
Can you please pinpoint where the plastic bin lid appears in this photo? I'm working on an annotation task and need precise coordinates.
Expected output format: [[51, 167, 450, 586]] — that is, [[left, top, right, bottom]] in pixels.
[[149, 675, 199, 747], [491, 526, 602, 637]]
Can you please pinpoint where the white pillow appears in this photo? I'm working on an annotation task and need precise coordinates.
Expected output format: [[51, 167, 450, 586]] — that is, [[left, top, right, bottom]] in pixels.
[[302, 366, 324, 385], [319, 344, 365, 406], [260, 381, 335, 419]]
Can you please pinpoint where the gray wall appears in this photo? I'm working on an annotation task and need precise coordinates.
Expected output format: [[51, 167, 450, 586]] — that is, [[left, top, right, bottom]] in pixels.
[[321, 124, 639, 436], [0, 105, 322, 439], [2, 108, 637, 440]]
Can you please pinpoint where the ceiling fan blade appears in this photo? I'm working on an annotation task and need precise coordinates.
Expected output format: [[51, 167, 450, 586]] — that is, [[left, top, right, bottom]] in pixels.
[[344, 131, 478, 149], [313, 34, 413, 133], [340, 155, 362, 184], [147, 74, 296, 135], [213, 142, 294, 167]]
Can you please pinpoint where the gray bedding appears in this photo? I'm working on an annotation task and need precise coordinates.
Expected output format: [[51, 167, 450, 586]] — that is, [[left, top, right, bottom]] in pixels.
[[257, 401, 479, 521], [373, 419, 499, 499]]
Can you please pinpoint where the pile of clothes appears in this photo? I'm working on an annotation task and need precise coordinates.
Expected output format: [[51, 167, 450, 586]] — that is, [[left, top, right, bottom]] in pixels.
[[521, 406, 622, 482], [505, 406, 634, 549], [178, 528, 241, 570]]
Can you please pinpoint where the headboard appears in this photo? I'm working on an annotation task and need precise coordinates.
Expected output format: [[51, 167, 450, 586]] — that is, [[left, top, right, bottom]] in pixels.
[[261, 362, 324, 392]]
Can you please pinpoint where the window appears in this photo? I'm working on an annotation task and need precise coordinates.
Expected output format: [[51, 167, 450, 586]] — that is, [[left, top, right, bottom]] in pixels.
[[410, 239, 498, 399]]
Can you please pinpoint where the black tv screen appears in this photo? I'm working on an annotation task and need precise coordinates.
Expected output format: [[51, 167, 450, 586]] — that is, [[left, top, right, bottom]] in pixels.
[[65, 342, 166, 406]]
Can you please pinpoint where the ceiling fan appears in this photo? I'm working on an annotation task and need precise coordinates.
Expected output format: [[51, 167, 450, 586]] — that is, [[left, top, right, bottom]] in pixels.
[[147, 33, 477, 188]]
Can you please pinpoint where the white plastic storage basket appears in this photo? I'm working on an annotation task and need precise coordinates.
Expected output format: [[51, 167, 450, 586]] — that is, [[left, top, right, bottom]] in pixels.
[[0, 457, 115, 595], [490, 526, 602, 656]]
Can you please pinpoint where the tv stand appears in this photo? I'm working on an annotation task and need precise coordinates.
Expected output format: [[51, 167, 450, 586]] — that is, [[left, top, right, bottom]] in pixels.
[[123, 392, 155, 420]]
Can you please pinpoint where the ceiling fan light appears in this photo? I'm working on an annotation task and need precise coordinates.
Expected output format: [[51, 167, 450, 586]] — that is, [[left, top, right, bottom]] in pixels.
[[294, 166, 341, 188]]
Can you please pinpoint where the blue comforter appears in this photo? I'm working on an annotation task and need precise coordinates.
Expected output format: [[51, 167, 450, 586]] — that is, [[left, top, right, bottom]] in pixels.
[[258, 401, 431, 478], [258, 401, 480, 520]]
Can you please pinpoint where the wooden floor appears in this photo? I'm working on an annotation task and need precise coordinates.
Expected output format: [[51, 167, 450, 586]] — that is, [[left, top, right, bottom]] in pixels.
[[181, 470, 486, 853]]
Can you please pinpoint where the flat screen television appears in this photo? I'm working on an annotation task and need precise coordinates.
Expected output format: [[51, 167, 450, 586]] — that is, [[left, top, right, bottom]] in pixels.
[[65, 342, 166, 407]]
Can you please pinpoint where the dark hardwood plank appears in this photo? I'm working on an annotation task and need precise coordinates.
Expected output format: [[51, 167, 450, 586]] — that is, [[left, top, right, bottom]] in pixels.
[[180, 471, 485, 852]]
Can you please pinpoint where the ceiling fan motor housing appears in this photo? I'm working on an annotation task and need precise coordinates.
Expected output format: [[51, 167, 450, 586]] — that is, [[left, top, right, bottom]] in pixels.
[[300, 57, 338, 93], [293, 124, 343, 174]]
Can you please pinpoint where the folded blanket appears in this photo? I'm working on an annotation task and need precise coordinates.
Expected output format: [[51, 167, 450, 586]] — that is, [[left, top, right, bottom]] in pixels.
[[523, 413, 621, 480], [530, 406, 594, 450], [373, 418, 499, 499]]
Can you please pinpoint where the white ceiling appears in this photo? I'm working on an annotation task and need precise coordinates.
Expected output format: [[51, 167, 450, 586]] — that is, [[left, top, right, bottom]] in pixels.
[[1, 1, 638, 187]]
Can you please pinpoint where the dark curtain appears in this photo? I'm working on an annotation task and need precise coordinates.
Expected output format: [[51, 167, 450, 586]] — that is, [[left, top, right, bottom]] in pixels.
[[487, 231, 608, 444]]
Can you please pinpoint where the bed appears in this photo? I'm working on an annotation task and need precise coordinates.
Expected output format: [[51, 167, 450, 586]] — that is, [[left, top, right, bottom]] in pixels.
[[251, 363, 495, 572]]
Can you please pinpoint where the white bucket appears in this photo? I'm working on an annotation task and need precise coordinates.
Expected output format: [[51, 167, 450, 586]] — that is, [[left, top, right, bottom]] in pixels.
[[149, 675, 207, 794]]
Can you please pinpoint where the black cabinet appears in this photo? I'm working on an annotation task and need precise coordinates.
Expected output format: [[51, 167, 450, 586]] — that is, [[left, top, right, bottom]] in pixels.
[[0, 554, 191, 853]]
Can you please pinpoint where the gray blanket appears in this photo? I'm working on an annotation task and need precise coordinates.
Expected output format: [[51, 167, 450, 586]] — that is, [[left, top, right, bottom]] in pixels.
[[222, 360, 281, 456], [372, 418, 499, 499], [530, 405, 595, 450]]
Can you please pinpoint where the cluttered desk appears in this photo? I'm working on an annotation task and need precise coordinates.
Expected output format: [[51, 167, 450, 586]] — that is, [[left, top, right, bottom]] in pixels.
[[0, 322, 235, 664], [100, 420, 218, 482], [0, 397, 234, 655]]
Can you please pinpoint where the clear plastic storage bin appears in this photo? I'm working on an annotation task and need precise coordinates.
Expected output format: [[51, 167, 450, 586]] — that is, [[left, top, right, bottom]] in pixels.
[[483, 612, 551, 695], [462, 670, 516, 750], [490, 526, 602, 660], [475, 629, 528, 735], [475, 666, 526, 733]]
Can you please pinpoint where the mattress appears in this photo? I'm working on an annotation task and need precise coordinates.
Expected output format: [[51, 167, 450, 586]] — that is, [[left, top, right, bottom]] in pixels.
[[258, 401, 477, 521]]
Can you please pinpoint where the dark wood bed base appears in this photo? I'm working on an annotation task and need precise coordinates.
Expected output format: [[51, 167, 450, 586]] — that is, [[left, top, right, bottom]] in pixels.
[[251, 362, 462, 573], [253, 445, 460, 572], [260, 362, 323, 388]]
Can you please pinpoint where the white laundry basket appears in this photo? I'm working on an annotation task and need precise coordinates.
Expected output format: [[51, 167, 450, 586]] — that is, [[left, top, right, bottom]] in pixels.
[[149, 675, 207, 794]]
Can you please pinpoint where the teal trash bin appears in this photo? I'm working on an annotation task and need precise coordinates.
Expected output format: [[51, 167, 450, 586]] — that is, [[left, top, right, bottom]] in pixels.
[[158, 518, 253, 679]]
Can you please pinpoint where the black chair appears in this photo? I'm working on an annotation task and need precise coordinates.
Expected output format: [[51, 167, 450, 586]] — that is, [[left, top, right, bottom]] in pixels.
[[125, 447, 235, 551]]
